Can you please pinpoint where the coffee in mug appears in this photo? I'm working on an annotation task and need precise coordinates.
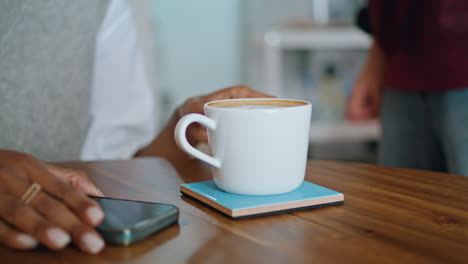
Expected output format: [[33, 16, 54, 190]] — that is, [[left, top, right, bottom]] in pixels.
[[174, 98, 311, 195]]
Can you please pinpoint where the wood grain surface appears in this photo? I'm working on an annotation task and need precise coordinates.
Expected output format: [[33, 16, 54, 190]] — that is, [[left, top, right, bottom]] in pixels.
[[1, 158, 467, 264]]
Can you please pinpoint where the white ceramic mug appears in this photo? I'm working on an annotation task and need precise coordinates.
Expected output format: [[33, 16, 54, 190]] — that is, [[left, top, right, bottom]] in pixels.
[[174, 98, 312, 195]]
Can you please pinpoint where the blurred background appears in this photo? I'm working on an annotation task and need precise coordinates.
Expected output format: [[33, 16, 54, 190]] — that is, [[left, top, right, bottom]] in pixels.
[[152, 0, 377, 163]]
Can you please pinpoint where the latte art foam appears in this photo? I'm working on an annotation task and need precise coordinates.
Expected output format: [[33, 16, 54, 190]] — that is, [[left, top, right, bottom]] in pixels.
[[229, 105, 285, 109], [208, 99, 308, 109]]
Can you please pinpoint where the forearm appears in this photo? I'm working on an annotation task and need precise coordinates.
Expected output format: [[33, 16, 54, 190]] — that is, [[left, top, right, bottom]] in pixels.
[[135, 113, 185, 161]]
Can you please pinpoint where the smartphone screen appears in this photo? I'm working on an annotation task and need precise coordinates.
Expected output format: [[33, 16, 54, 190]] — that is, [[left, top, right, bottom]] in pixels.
[[91, 197, 178, 245]]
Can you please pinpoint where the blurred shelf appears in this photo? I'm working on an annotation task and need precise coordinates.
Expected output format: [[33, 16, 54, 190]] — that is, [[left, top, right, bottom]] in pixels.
[[262, 26, 376, 144], [309, 120, 380, 143], [263, 26, 371, 97], [264, 26, 371, 50]]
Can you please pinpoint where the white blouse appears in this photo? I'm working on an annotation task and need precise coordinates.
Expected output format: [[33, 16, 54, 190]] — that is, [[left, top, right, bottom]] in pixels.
[[81, 0, 158, 160]]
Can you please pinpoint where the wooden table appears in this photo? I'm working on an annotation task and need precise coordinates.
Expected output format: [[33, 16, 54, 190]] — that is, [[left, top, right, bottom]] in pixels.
[[2, 158, 467, 263]]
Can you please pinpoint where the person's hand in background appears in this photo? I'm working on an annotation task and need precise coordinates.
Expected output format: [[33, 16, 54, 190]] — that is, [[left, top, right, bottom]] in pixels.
[[0, 150, 105, 254], [346, 40, 385, 121], [136, 85, 272, 161]]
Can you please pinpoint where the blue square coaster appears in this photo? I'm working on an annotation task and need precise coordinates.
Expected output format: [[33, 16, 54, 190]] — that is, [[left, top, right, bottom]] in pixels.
[[180, 181, 344, 219]]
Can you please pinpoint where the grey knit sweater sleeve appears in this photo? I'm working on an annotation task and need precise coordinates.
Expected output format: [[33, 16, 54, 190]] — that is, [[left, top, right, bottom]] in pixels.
[[0, 0, 109, 161]]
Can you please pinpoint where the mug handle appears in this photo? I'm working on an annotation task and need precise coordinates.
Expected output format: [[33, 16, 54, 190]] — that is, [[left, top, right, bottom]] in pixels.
[[174, 113, 221, 168]]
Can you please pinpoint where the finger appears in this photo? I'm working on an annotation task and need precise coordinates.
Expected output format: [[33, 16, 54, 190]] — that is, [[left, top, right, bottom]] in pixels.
[[23, 165, 104, 227], [225, 85, 274, 98], [345, 97, 363, 121], [179, 86, 273, 118], [187, 125, 209, 143], [347, 102, 371, 121], [346, 88, 373, 121], [0, 192, 71, 250], [0, 220, 38, 250], [45, 164, 104, 197], [30, 192, 105, 254], [208, 85, 273, 102]]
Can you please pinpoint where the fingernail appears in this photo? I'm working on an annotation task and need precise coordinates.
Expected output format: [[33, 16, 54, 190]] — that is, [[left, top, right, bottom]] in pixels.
[[86, 206, 104, 225], [82, 233, 104, 254], [46, 228, 71, 248], [97, 188, 105, 197], [16, 234, 38, 249]]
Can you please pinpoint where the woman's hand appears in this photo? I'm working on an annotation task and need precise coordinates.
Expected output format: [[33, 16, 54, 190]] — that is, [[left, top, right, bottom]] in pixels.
[[177, 85, 273, 145], [136, 85, 272, 160], [0, 150, 105, 254]]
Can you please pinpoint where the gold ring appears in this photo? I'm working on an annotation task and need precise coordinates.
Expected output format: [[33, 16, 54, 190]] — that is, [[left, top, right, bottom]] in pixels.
[[20, 183, 42, 205]]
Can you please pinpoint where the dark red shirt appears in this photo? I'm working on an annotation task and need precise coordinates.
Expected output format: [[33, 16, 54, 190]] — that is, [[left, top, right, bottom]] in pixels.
[[369, 0, 468, 92]]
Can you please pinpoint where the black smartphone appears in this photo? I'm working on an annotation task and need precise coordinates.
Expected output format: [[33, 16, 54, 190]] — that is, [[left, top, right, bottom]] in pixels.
[[90, 196, 179, 246]]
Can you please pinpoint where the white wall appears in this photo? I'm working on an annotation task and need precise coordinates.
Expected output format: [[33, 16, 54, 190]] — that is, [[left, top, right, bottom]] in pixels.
[[153, 0, 241, 120]]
